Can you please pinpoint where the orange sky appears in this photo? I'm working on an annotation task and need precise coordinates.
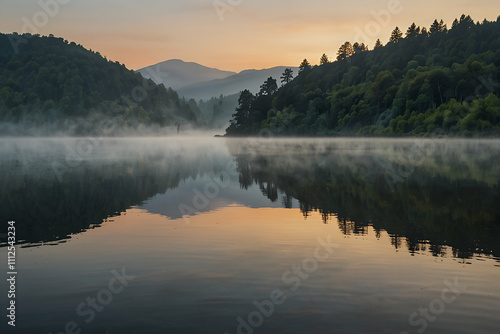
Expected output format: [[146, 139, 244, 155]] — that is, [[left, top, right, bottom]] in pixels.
[[1, 0, 499, 72]]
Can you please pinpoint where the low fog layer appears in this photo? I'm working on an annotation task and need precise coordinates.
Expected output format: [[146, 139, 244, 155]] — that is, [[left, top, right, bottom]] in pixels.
[[0, 118, 225, 137]]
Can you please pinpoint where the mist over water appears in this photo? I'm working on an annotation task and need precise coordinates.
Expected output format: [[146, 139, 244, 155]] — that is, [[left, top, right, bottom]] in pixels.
[[0, 118, 225, 136]]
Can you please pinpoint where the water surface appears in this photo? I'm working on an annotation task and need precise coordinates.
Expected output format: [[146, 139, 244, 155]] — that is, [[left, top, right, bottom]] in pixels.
[[1, 137, 499, 334]]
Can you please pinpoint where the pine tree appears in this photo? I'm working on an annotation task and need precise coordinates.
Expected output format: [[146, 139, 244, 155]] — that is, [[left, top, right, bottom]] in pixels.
[[406, 23, 419, 37], [319, 53, 330, 65], [336, 42, 354, 61], [429, 19, 447, 33], [430, 19, 439, 33], [299, 59, 311, 73], [232, 89, 254, 128], [280, 68, 294, 85], [259, 77, 278, 96], [374, 39, 383, 49], [389, 27, 403, 43], [353, 42, 368, 53], [459, 14, 474, 28], [439, 19, 447, 32]]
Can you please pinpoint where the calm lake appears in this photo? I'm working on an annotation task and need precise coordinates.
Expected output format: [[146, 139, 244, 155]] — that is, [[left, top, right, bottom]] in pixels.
[[1, 137, 499, 334]]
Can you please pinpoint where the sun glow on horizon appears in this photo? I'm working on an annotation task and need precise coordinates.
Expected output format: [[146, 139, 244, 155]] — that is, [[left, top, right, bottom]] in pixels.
[[0, 0, 499, 71]]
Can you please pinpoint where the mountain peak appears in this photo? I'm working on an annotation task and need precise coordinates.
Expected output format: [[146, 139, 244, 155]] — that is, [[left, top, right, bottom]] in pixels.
[[136, 59, 236, 90]]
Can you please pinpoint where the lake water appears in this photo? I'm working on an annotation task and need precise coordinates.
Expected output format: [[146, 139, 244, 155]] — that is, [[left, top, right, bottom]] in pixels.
[[1, 137, 499, 334]]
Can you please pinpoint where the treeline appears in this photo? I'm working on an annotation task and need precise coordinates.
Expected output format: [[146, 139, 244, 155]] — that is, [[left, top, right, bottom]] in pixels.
[[0, 33, 200, 134], [226, 15, 500, 137]]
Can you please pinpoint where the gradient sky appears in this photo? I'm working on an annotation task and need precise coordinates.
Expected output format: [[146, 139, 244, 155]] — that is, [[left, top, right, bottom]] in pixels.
[[1, 0, 499, 72]]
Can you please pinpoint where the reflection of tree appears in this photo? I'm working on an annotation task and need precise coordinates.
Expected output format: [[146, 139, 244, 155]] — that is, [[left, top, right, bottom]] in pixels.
[[391, 235, 403, 249], [339, 218, 369, 235], [230, 140, 500, 260], [0, 142, 228, 246], [0, 158, 180, 245], [282, 193, 293, 209]]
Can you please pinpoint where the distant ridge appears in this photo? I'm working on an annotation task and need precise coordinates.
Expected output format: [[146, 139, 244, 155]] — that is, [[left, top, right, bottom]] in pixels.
[[136, 59, 236, 90], [178, 66, 300, 101]]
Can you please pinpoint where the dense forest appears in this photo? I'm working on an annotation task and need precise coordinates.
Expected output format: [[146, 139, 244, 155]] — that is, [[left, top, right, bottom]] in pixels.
[[226, 15, 500, 137], [0, 33, 201, 135]]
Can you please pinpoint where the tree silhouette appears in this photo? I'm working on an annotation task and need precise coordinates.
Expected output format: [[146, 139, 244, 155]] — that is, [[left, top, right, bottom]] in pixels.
[[429, 19, 447, 34], [320, 53, 330, 65], [429, 19, 440, 33], [458, 15, 474, 29], [353, 42, 368, 53], [390, 27, 403, 43], [259, 77, 278, 96], [406, 23, 420, 37], [299, 59, 311, 73], [460, 14, 473, 24], [336, 42, 354, 61], [280, 68, 294, 85], [232, 89, 254, 128], [439, 19, 448, 32], [374, 39, 383, 49]]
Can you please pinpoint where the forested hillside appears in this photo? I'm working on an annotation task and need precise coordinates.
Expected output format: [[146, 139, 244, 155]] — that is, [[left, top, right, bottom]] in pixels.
[[0, 33, 200, 135], [226, 15, 500, 137]]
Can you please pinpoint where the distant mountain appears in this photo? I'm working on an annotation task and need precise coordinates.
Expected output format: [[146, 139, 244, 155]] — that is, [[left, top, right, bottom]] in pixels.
[[136, 59, 236, 91], [136, 60, 299, 129], [177, 66, 300, 101]]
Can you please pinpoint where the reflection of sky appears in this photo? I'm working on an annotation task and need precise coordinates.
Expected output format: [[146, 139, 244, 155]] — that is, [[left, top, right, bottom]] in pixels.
[[4, 206, 500, 333], [139, 174, 300, 219]]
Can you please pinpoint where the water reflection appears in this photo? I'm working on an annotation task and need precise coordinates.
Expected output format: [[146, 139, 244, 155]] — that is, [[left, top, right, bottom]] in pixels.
[[228, 138, 500, 261], [0, 137, 233, 245], [1, 137, 499, 263]]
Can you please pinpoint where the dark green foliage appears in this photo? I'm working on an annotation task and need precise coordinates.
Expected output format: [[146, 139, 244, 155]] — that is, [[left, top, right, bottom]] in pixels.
[[226, 16, 500, 137], [0, 33, 200, 134]]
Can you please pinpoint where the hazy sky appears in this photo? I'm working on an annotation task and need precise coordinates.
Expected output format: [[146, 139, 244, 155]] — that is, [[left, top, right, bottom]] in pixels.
[[1, 0, 499, 72]]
